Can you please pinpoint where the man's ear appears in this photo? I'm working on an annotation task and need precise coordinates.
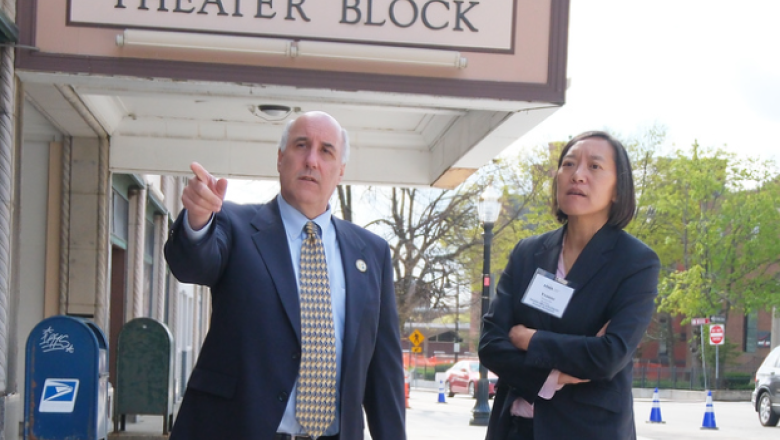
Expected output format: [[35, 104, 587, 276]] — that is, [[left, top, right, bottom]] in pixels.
[[277, 149, 283, 172]]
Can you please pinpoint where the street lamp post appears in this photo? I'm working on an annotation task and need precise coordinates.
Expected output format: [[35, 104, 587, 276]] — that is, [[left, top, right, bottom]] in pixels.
[[470, 182, 501, 426]]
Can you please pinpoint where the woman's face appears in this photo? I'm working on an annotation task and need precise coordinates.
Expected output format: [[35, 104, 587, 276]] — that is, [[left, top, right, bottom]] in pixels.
[[556, 137, 618, 225]]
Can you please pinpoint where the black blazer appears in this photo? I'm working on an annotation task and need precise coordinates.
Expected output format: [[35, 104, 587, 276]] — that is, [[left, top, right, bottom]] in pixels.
[[479, 225, 659, 440], [164, 199, 406, 440]]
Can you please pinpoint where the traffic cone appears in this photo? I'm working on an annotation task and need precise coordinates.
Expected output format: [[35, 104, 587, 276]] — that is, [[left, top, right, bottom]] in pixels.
[[700, 390, 718, 430], [647, 387, 664, 423], [436, 373, 447, 404]]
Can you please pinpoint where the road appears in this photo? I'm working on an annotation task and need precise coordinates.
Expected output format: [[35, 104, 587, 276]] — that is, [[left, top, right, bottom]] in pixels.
[[120, 388, 778, 439], [403, 389, 778, 440]]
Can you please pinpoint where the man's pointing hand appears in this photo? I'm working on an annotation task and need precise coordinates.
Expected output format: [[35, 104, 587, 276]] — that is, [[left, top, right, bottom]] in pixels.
[[182, 162, 228, 230]]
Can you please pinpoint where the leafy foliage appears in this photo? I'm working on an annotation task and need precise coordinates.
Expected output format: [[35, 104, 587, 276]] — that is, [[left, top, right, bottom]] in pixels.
[[637, 144, 780, 320], [336, 127, 780, 340]]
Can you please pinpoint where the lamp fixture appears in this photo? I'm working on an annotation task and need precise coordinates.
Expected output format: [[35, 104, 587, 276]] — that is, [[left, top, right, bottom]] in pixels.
[[248, 104, 295, 121], [116, 29, 467, 69], [477, 181, 501, 225], [258, 105, 291, 117], [116, 29, 295, 56]]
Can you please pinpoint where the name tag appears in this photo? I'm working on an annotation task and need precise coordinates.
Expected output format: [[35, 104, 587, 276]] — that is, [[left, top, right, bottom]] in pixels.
[[521, 268, 575, 318]]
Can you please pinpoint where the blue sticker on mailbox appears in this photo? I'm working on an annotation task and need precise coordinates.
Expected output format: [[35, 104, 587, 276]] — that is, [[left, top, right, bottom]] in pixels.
[[39, 379, 80, 413]]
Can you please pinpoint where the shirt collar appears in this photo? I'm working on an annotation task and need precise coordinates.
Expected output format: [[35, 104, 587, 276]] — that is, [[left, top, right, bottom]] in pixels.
[[277, 194, 333, 239]]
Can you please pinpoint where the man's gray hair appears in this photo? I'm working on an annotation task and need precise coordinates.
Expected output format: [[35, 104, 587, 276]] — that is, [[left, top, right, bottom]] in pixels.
[[277, 116, 351, 164]]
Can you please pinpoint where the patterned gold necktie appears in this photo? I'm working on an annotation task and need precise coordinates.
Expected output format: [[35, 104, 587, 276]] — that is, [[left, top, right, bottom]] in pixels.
[[295, 221, 337, 438]]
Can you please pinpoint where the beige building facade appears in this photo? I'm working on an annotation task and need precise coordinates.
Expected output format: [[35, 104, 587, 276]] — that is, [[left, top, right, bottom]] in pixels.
[[0, 0, 570, 436]]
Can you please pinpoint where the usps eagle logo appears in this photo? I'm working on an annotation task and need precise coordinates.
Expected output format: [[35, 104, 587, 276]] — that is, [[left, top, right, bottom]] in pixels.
[[39, 379, 79, 413]]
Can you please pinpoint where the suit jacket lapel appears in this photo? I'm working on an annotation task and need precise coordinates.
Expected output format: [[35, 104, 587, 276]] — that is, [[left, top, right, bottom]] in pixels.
[[332, 218, 367, 371], [528, 228, 565, 329], [535, 227, 565, 274], [565, 225, 620, 294], [250, 199, 301, 343]]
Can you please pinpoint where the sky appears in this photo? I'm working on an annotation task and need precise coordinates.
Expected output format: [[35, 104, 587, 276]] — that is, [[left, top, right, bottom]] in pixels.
[[512, 1, 780, 162], [226, 1, 780, 203]]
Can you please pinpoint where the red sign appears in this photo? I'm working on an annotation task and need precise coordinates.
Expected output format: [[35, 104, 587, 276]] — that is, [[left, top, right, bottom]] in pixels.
[[691, 317, 710, 326], [709, 324, 725, 345]]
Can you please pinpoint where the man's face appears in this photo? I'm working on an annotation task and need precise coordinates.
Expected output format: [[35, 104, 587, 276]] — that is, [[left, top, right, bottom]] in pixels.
[[277, 112, 346, 219]]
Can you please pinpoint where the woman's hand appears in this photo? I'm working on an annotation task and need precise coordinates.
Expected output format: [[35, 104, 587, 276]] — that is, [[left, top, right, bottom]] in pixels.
[[597, 321, 610, 337], [509, 324, 537, 351], [558, 371, 589, 387]]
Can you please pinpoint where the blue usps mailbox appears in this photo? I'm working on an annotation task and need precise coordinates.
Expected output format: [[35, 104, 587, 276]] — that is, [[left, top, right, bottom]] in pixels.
[[24, 316, 110, 440]]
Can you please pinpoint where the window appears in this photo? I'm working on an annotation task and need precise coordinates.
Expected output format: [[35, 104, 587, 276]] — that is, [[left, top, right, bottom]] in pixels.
[[144, 218, 155, 317], [744, 312, 758, 353], [111, 189, 129, 244]]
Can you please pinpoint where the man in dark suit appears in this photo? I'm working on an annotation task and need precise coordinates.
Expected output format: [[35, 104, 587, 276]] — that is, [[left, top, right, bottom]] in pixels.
[[165, 111, 406, 440]]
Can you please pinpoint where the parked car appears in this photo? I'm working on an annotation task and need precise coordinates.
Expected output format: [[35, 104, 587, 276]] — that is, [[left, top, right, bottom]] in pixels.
[[751, 345, 780, 426], [444, 360, 497, 398]]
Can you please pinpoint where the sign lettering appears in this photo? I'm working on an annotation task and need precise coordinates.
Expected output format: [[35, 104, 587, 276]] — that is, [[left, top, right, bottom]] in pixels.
[[69, 0, 514, 51]]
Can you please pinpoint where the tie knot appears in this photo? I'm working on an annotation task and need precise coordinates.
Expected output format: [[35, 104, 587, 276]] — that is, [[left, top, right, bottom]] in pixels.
[[304, 221, 318, 238]]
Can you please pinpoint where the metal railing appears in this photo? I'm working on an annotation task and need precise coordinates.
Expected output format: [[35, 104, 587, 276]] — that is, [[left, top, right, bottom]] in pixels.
[[632, 362, 755, 390]]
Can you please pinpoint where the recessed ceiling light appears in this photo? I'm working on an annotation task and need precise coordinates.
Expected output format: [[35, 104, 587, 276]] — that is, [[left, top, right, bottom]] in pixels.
[[258, 105, 291, 117], [249, 104, 294, 121]]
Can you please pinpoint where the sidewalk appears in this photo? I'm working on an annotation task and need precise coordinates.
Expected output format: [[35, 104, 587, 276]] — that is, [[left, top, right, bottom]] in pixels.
[[108, 389, 487, 440], [109, 387, 751, 440], [108, 416, 169, 440]]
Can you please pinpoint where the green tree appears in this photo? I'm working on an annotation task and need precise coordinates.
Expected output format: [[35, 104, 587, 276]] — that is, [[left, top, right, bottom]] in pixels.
[[455, 146, 561, 300], [642, 144, 780, 322]]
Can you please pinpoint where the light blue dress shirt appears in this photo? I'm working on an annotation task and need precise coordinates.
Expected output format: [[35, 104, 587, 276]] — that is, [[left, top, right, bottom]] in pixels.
[[183, 195, 345, 436]]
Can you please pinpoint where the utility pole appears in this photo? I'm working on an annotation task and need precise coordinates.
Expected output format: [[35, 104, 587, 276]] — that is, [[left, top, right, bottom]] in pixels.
[[454, 273, 460, 363]]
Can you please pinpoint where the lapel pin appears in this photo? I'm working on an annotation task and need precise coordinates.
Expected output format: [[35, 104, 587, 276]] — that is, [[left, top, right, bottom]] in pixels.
[[356, 259, 367, 272]]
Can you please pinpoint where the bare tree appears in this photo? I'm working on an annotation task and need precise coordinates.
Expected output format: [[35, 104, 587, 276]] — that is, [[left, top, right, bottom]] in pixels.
[[365, 186, 481, 325], [336, 184, 353, 223]]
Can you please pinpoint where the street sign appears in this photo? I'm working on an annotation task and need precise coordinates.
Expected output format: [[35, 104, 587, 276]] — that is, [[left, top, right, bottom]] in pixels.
[[411, 346, 422, 353], [709, 316, 726, 324], [409, 330, 425, 346], [691, 317, 710, 326], [709, 324, 725, 345]]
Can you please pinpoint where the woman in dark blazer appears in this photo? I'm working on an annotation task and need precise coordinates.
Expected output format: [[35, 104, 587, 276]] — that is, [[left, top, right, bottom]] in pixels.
[[479, 131, 660, 440]]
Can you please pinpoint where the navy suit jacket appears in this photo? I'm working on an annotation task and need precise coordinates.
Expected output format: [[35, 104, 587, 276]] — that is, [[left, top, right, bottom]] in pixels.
[[164, 199, 405, 440], [479, 225, 659, 440]]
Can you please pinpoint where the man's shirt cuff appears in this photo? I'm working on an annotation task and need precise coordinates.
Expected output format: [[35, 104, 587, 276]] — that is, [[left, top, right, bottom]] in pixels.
[[183, 211, 213, 243]]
